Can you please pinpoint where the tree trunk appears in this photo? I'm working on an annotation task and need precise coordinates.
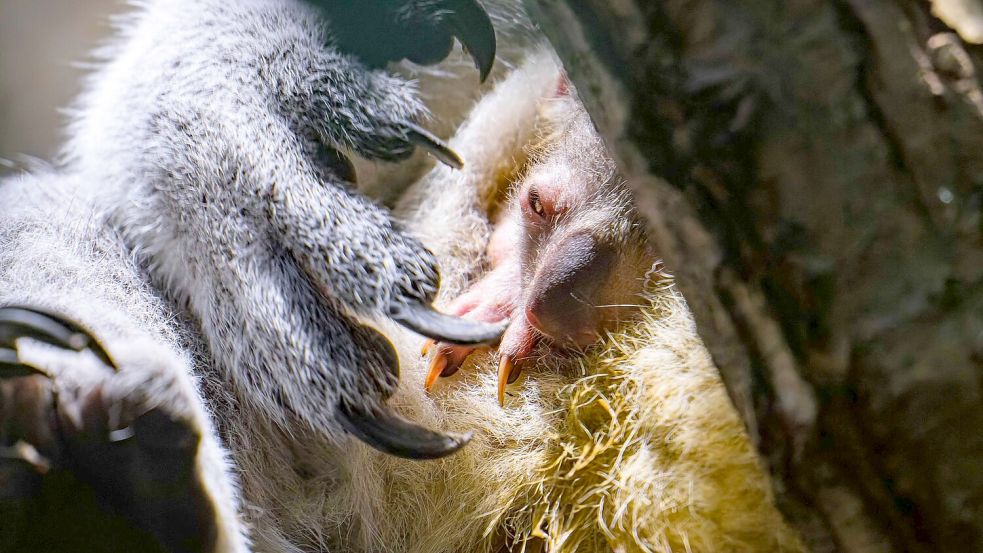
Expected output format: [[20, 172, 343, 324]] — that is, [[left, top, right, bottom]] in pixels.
[[523, 0, 983, 551]]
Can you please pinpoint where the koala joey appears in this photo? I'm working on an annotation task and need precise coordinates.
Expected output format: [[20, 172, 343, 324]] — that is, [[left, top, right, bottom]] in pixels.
[[0, 0, 537, 550], [423, 84, 657, 405]]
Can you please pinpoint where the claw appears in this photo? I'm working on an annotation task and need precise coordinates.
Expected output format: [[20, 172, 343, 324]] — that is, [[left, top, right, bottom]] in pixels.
[[424, 354, 447, 391], [337, 402, 471, 460], [389, 301, 506, 345], [405, 124, 464, 170], [447, 0, 497, 82], [496, 354, 523, 406], [497, 354, 514, 407], [421, 339, 435, 357], [0, 306, 115, 368]]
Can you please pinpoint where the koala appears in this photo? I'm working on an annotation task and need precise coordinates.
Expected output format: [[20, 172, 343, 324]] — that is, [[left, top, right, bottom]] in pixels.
[[0, 3, 804, 549], [0, 0, 542, 551]]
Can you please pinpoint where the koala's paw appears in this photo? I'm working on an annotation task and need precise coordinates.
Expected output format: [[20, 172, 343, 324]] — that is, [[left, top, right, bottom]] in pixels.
[[360, 216, 510, 347], [269, 162, 507, 349], [312, 68, 464, 169], [0, 307, 218, 553]]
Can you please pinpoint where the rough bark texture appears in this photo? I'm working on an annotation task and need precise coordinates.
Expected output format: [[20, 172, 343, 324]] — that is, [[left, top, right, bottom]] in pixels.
[[523, 0, 983, 551]]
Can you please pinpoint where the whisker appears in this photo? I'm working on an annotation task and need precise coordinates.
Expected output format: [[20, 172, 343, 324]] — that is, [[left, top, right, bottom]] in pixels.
[[569, 291, 595, 308]]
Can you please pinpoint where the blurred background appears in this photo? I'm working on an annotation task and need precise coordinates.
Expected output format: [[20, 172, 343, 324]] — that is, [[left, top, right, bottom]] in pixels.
[[0, 0, 118, 162]]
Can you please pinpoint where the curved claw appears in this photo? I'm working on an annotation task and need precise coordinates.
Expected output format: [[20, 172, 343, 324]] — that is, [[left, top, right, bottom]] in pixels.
[[497, 355, 511, 406], [0, 306, 116, 369], [497, 354, 525, 407], [337, 402, 471, 460], [447, 0, 497, 82], [405, 124, 464, 170], [424, 354, 447, 391], [308, 0, 495, 80], [389, 301, 506, 346]]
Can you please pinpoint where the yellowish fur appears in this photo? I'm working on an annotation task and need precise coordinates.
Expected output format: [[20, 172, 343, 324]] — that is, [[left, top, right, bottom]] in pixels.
[[337, 282, 804, 552]]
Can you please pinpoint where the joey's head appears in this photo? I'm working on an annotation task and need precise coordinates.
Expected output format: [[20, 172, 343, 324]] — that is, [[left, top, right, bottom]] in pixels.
[[423, 79, 658, 405], [512, 96, 655, 351], [459, 91, 663, 402]]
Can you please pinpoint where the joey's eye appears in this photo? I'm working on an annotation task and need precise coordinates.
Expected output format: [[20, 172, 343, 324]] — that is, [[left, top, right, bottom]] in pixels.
[[528, 187, 546, 218]]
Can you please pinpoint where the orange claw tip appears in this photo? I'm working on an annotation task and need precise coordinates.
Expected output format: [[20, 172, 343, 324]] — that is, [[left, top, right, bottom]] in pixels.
[[421, 339, 435, 357], [497, 355, 514, 407], [425, 354, 448, 392]]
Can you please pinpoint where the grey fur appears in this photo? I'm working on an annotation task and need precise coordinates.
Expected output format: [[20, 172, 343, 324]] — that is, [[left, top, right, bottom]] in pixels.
[[0, 0, 540, 550], [64, 0, 439, 432]]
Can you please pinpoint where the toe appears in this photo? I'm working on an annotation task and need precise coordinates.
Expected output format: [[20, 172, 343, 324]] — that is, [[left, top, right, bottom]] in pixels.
[[423, 343, 477, 391], [494, 316, 542, 406]]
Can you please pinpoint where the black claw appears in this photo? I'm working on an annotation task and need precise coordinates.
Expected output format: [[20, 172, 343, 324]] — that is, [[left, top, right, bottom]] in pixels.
[[389, 301, 507, 346], [447, 0, 497, 82], [0, 306, 116, 369], [337, 402, 471, 460], [0, 307, 80, 349], [405, 124, 464, 169]]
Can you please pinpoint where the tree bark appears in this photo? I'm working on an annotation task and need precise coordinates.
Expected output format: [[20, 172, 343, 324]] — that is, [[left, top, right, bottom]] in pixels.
[[523, 0, 983, 551]]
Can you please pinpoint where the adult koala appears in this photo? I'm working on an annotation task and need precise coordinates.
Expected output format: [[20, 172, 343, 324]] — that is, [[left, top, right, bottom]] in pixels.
[[0, 0, 536, 551]]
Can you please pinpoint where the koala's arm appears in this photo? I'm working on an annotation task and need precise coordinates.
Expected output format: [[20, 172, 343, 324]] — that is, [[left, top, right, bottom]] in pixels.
[[0, 1, 500, 549], [0, 173, 249, 553], [59, 0, 503, 459]]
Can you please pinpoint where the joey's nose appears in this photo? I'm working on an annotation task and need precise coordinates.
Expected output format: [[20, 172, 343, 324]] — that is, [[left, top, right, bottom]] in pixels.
[[525, 232, 616, 346]]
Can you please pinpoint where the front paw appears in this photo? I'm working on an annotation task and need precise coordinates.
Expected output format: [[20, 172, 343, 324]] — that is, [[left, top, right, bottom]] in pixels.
[[0, 307, 217, 553], [422, 264, 542, 406], [241, 289, 474, 460], [297, 0, 495, 167], [421, 271, 517, 389]]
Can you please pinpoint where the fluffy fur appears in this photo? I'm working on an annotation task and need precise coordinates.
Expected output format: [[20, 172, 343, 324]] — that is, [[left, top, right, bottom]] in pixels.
[[1, 0, 536, 548]]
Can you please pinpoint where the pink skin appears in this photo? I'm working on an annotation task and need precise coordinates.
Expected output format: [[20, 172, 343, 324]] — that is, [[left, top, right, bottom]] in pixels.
[[424, 172, 610, 402], [423, 216, 540, 391]]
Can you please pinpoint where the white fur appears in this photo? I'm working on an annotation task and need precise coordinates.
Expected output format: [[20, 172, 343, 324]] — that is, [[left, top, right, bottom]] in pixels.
[[223, 56, 801, 552], [0, 169, 249, 550]]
